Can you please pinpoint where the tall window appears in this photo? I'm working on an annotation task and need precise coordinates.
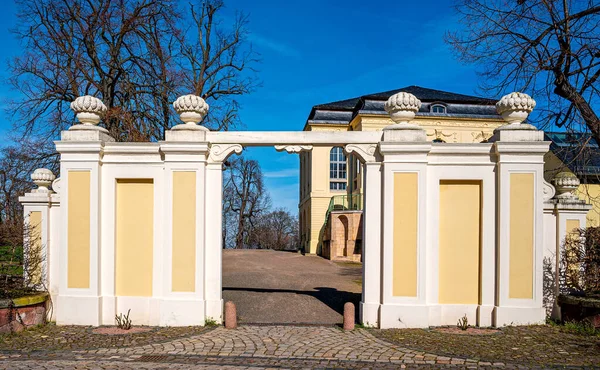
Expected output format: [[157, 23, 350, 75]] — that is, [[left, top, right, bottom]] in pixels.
[[330, 146, 347, 190]]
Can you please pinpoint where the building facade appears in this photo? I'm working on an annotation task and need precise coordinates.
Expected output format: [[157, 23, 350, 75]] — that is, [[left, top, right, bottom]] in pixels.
[[300, 86, 600, 259]]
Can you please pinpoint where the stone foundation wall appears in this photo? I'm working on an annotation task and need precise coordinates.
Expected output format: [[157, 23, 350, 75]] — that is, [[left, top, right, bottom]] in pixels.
[[0, 294, 48, 333]]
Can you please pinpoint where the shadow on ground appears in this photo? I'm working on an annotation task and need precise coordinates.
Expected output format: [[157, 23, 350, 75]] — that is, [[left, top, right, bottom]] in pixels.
[[223, 287, 360, 323]]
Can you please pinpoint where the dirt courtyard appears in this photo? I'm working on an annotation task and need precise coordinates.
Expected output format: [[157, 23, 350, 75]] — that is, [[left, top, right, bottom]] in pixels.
[[222, 249, 362, 325]]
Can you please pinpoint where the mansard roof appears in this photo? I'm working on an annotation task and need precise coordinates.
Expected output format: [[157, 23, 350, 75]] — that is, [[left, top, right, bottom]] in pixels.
[[306, 85, 501, 126], [546, 131, 600, 180]]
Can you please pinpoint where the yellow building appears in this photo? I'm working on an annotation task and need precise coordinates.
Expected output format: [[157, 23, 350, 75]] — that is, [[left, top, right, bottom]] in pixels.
[[299, 86, 600, 256], [543, 132, 600, 227]]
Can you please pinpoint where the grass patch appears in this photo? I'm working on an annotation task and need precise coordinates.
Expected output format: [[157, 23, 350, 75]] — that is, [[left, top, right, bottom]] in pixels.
[[562, 320, 599, 336], [0, 245, 24, 276], [204, 317, 218, 327]]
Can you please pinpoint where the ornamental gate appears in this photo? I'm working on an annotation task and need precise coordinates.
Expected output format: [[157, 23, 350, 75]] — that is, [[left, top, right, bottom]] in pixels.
[[20, 92, 591, 328]]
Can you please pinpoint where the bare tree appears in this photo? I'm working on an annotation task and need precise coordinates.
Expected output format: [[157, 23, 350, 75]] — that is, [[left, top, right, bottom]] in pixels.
[[223, 156, 270, 249], [446, 1, 600, 140], [0, 141, 56, 232], [178, 0, 259, 131], [249, 208, 299, 251], [3, 0, 258, 241], [9, 0, 258, 143]]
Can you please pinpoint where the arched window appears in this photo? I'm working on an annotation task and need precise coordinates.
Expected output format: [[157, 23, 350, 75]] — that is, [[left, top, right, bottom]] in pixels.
[[329, 147, 347, 191], [431, 104, 446, 114], [433, 138, 446, 143]]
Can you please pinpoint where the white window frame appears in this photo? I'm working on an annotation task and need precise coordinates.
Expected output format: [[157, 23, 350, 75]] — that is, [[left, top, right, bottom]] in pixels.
[[431, 104, 447, 114], [329, 146, 347, 191]]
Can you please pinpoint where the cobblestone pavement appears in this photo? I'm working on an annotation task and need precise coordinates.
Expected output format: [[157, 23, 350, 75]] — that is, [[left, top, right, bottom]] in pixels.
[[2, 324, 598, 369], [0, 325, 513, 369]]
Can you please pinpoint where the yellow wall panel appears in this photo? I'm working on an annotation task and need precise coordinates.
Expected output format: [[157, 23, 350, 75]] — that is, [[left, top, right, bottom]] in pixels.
[[116, 179, 154, 297], [509, 173, 534, 299], [566, 219, 580, 239], [393, 172, 418, 297], [576, 184, 600, 227], [438, 181, 481, 304], [172, 172, 196, 292], [28, 211, 43, 286], [67, 171, 90, 289]]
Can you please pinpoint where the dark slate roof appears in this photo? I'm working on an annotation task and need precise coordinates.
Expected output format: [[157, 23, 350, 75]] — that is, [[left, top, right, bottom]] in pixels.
[[306, 85, 500, 126], [546, 132, 600, 180]]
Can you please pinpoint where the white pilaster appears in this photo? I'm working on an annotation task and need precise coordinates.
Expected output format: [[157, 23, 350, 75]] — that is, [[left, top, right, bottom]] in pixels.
[[204, 144, 242, 323], [493, 131, 549, 326], [159, 140, 209, 326], [344, 144, 382, 328], [55, 137, 107, 326]]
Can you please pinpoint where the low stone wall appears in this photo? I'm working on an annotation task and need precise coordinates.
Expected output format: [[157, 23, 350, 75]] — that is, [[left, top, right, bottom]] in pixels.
[[558, 294, 600, 328], [0, 293, 48, 333]]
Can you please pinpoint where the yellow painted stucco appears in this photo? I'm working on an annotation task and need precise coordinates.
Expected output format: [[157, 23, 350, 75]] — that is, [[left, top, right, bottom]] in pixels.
[[509, 173, 534, 299], [67, 171, 91, 289], [350, 114, 503, 142], [301, 111, 503, 258], [566, 219, 580, 237], [438, 181, 481, 304], [576, 185, 600, 227], [172, 172, 196, 292], [299, 145, 349, 255], [115, 179, 154, 297], [392, 172, 418, 297], [28, 211, 42, 286]]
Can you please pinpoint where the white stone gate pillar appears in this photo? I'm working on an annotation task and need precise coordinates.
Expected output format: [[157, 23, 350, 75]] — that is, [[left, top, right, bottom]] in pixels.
[[492, 93, 550, 326], [345, 144, 382, 327], [55, 96, 113, 325], [378, 93, 432, 328], [19, 169, 58, 310], [160, 119, 210, 325], [546, 173, 593, 319], [204, 144, 242, 323]]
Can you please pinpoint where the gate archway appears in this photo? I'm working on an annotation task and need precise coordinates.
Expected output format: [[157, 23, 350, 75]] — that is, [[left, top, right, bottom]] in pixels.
[[20, 91, 566, 329]]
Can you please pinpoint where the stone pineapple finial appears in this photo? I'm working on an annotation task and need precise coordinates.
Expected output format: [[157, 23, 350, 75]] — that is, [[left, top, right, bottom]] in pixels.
[[70, 95, 107, 126], [31, 168, 55, 193], [552, 172, 580, 200], [172, 94, 209, 130], [496, 92, 536, 124], [384, 92, 422, 124]]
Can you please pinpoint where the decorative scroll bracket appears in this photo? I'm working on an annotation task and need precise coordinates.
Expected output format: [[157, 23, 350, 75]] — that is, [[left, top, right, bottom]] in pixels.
[[208, 143, 243, 163], [542, 179, 556, 201], [344, 143, 380, 163]]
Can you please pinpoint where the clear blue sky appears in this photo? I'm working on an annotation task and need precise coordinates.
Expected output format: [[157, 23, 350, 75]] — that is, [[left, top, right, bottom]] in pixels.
[[0, 0, 483, 213]]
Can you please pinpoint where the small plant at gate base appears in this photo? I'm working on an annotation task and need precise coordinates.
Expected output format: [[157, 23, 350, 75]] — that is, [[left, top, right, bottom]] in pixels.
[[204, 317, 218, 327], [457, 314, 469, 331], [115, 309, 132, 330]]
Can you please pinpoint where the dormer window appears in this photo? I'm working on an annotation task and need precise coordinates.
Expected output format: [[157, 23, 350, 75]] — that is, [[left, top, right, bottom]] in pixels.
[[431, 104, 446, 114]]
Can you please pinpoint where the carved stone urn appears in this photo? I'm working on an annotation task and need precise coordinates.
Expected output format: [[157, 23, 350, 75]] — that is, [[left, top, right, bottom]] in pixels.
[[70, 96, 107, 127], [384, 92, 422, 124], [172, 94, 209, 130], [31, 168, 55, 193], [496, 92, 536, 124], [552, 172, 580, 199]]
